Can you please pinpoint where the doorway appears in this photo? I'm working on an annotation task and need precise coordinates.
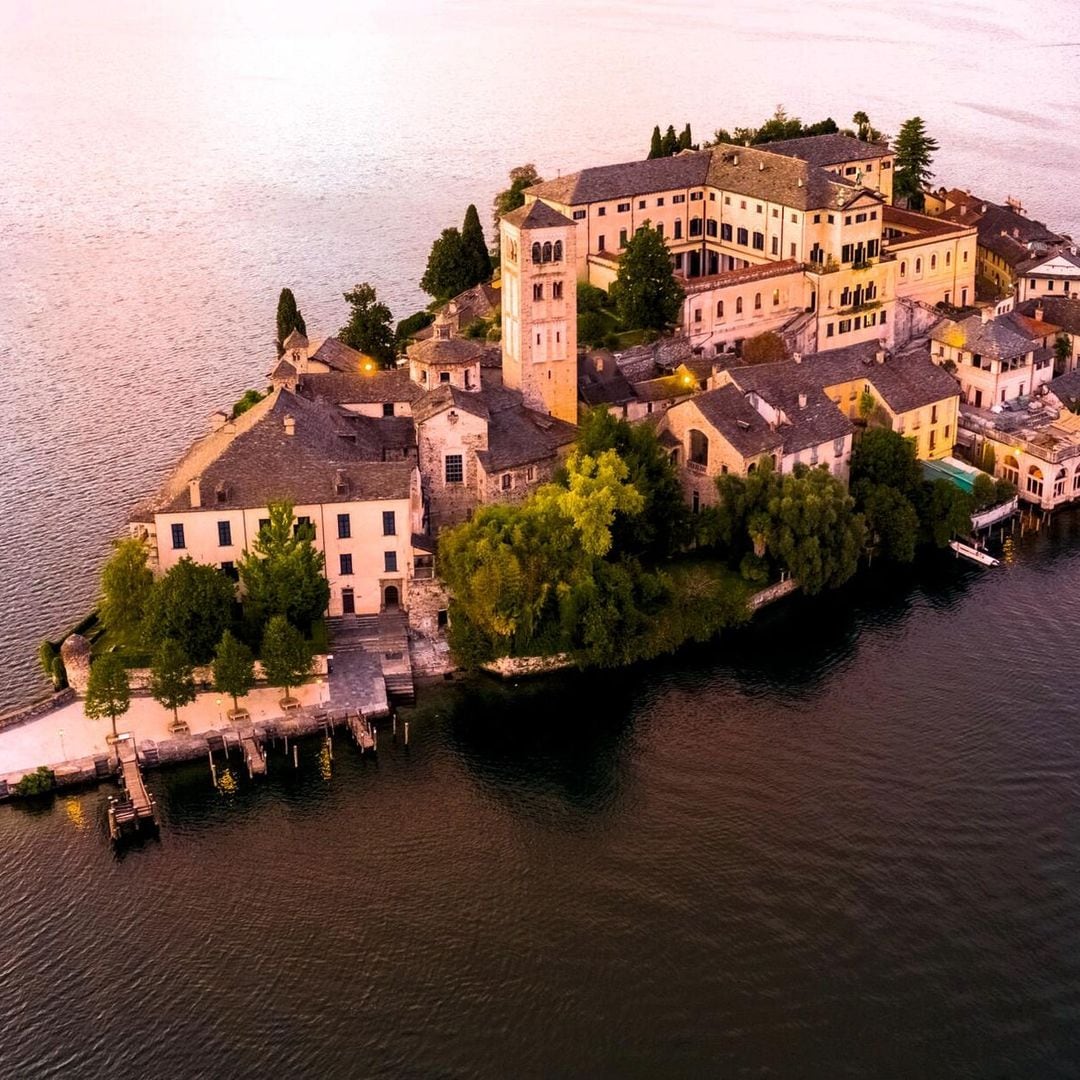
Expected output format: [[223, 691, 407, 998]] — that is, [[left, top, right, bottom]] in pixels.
[[383, 585, 400, 610], [342, 588, 355, 615]]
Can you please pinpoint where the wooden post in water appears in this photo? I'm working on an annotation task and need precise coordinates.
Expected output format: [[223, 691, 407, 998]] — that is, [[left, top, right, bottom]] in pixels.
[[404, 720, 409, 747], [209, 750, 217, 789], [293, 745, 299, 769]]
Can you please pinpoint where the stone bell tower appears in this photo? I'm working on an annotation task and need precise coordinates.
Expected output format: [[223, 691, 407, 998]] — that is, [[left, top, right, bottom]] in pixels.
[[500, 200, 578, 425]]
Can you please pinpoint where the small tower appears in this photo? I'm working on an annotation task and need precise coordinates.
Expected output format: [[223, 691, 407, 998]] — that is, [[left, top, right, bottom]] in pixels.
[[500, 201, 578, 424], [281, 327, 310, 372]]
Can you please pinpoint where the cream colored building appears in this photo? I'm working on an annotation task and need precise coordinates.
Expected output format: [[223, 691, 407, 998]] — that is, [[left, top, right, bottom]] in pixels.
[[1016, 248, 1080, 302], [882, 206, 977, 309], [765, 133, 895, 203]]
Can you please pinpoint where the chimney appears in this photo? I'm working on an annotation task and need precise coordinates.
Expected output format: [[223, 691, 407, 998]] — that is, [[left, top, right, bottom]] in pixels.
[[758, 161, 765, 172], [283, 415, 296, 436], [188, 478, 202, 508], [1034, 303, 1044, 321], [732, 153, 739, 166], [793, 352, 802, 364], [980, 204, 987, 213], [959, 205, 966, 216], [798, 391, 807, 409], [875, 348, 886, 364], [797, 177, 803, 188]]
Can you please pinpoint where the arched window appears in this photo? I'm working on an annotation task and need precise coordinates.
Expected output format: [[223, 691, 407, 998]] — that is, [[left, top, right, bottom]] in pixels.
[[931, 254, 937, 270], [1054, 468, 1067, 498], [772, 289, 780, 306], [1003, 454, 1019, 486], [900, 261, 907, 278], [1026, 464, 1044, 497], [688, 429, 709, 467], [717, 300, 725, 318], [542, 241, 552, 262], [531, 242, 541, 263], [915, 258, 923, 274], [754, 292, 762, 310], [1074, 463, 1080, 492], [747, 461, 757, 474], [946, 251, 952, 267], [736, 296, 743, 314], [553, 240, 563, 262]]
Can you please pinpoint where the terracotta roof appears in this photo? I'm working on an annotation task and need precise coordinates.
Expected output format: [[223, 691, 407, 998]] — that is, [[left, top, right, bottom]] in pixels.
[[502, 200, 577, 229], [1005, 311, 1061, 340], [297, 369, 423, 405], [764, 134, 892, 167], [687, 383, 784, 458], [682, 258, 802, 294], [1016, 297, 1080, 333]]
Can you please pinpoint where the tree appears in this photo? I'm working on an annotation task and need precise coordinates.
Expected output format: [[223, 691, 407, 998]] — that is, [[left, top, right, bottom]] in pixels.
[[971, 472, 999, 511], [338, 282, 396, 368], [493, 164, 542, 229], [893, 117, 939, 210], [461, 204, 492, 286], [261, 615, 313, 704], [275, 288, 306, 356], [860, 483, 919, 563], [83, 653, 131, 739], [1055, 333, 1072, 371], [148, 638, 197, 728], [851, 427, 923, 499], [144, 558, 235, 665], [678, 123, 693, 151], [578, 310, 609, 348], [395, 309, 435, 352], [918, 479, 973, 548], [648, 125, 663, 159], [212, 630, 255, 716], [661, 125, 679, 156], [741, 332, 788, 365], [99, 537, 153, 646], [853, 110, 885, 143], [609, 223, 685, 332], [420, 227, 470, 302], [238, 501, 330, 636]]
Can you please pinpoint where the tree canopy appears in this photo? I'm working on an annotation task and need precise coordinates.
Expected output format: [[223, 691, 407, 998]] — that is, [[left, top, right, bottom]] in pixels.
[[461, 203, 492, 285], [339, 282, 396, 368], [493, 164, 542, 229], [275, 288, 306, 356], [237, 500, 329, 636], [149, 638, 197, 725], [99, 537, 153, 646], [261, 615, 313, 701], [609, 223, 685, 332], [710, 106, 838, 147], [83, 653, 131, 738], [422, 205, 495, 302], [893, 117, 939, 210], [212, 630, 255, 714], [395, 309, 435, 352], [144, 558, 235, 665], [741, 332, 788, 365]]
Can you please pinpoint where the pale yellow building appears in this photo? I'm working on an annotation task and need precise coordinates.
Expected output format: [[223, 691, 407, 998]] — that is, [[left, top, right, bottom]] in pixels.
[[882, 206, 977, 309]]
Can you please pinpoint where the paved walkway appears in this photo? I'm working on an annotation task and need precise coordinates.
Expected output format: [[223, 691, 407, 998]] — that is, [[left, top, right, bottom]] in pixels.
[[0, 681, 330, 778]]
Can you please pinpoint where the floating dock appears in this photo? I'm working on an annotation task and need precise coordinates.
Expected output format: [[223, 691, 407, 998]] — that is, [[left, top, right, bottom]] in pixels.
[[108, 735, 159, 841]]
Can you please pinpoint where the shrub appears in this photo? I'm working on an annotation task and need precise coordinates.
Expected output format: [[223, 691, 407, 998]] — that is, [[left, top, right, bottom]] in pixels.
[[50, 656, 67, 689], [232, 389, 265, 418], [603, 332, 620, 351], [14, 767, 54, 797], [462, 318, 488, 339], [38, 640, 57, 677]]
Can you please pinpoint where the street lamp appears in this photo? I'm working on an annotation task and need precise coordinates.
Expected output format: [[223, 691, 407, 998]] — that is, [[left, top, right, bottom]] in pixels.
[[59, 728, 65, 760]]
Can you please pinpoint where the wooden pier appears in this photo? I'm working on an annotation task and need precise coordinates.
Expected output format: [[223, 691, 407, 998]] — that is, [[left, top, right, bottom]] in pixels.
[[347, 713, 376, 754], [108, 735, 158, 841], [240, 732, 267, 778]]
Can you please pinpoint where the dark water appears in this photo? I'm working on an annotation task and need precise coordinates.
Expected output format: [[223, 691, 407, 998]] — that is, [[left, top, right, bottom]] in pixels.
[[3, 0, 1080, 710], [3, 518, 1080, 1078]]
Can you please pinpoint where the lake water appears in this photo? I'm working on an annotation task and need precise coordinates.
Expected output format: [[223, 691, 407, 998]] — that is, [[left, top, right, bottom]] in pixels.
[[2, 0, 1080, 710]]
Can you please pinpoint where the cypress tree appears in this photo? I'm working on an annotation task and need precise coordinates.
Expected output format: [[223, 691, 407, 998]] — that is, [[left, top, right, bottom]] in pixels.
[[661, 125, 679, 156], [678, 123, 693, 151], [461, 204, 492, 286], [648, 125, 663, 159], [275, 288, 307, 356], [893, 117, 940, 210]]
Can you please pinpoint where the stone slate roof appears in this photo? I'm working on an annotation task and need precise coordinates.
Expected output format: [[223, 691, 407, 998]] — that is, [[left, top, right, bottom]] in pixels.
[[502, 200, 577, 229], [931, 314, 1036, 359], [802, 341, 960, 414], [477, 402, 578, 473], [147, 389, 414, 515], [282, 328, 308, 349], [527, 151, 712, 205], [298, 368, 423, 405], [1016, 297, 1080, 333], [309, 337, 373, 374], [269, 358, 297, 381], [764, 134, 891, 168], [682, 258, 801, 294], [415, 283, 501, 341], [690, 384, 784, 458], [411, 383, 491, 424], [578, 350, 636, 407], [939, 200, 1066, 270], [408, 336, 486, 366], [1049, 370, 1080, 405], [726, 363, 855, 455], [1005, 310, 1061, 340], [1016, 246, 1080, 275], [882, 205, 974, 241]]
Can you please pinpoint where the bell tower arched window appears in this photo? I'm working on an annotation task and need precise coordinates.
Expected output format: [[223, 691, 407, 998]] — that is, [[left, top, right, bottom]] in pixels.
[[553, 240, 563, 261], [531, 242, 542, 263], [542, 241, 552, 262]]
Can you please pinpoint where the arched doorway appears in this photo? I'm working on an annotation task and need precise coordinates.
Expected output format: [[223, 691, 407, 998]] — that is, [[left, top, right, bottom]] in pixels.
[[383, 585, 400, 610]]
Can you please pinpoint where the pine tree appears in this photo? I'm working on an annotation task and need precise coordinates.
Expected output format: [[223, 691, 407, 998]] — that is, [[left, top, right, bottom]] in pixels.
[[149, 638, 197, 728], [609, 223, 686, 332], [893, 117, 939, 210], [648, 125, 663, 159], [212, 630, 255, 715], [261, 615, 313, 705], [338, 282, 396, 367], [84, 653, 131, 739], [460, 204, 492, 287], [661, 125, 679, 156], [275, 288, 307, 356], [678, 123, 693, 151]]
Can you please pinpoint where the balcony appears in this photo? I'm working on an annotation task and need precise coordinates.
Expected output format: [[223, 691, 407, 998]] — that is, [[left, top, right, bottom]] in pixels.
[[686, 460, 708, 475]]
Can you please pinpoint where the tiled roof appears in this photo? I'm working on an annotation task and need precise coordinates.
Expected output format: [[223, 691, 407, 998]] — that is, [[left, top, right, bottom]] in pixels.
[[725, 363, 855, 455], [803, 341, 960, 414], [411, 383, 490, 424], [503, 200, 577, 229], [408, 336, 487, 366], [682, 258, 801, 294], [527, 151, 712, 205], [269, 358, 297, 381], [1049, 370, 1080, 404], [477, 402, 577, 473], [309, 337, 374, 374], [298, 369, 423, 405], [687, 384, 784, 459], [1016, 297, 1080, 333], [1004, 310, 1061, 340], [882, 205, 975, 241], [1015, 246, 1080, 275], [764, 134, 891, 167], [931, 314, 1036, 359], [281, 328, 308, 349], [631, 374, 695, 402], [939, 201, 1065, 269], [147, 389, 414, 514]]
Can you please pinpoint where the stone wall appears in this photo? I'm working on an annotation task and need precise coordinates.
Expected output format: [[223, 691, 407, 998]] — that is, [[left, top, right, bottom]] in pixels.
[[893, 296, 944, 349], [481, 653, 574, 678], [0, 688, 77, 733], [417, 408, 488, 528], [748, 578, 799, 609], [407, 576, 450, 638], [123, 655, 328, 692]]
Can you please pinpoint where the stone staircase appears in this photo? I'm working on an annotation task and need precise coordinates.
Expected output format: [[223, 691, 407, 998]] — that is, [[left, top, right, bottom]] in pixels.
[[327, 612, 414, 705]]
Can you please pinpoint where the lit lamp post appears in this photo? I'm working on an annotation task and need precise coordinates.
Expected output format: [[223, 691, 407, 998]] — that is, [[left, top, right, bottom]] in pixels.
[[217, 697, 222, 725], [59, 728, 65, 760]]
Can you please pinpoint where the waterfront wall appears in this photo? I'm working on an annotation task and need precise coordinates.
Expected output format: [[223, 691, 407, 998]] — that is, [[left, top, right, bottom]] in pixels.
[[0, 689, 76, 734]]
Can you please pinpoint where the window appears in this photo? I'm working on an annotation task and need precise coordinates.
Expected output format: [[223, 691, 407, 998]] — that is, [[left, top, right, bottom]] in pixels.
[[772, 208, 779, 219], [756, 204, 763, 214], [217, 520, 232, 547], [845, 215, 852, 225], [931, 254, 937, 270], [725, 196, 731, 205], [736, 296, 743, 314], [171, 523, 185, 550], [656, 222, 664, 239], [340, 553, 353, 576], [1003, 455, 1020, 486], [638, 200, 646, 210], [439, 371, 451, 384], [740, 200, 747, 210], [597, 235, 605, 251], [791, 243, 797, 258], [810, 445, 819, 465], [688, 429, 709, 466], [673, 194, 686, 204], [335, 513, 350, 539], [931, 404, 938, 424], [220, 561, 238, 581], [841, 244, 853, 263], [382, 510, 396, 536], [531, 242, 541, 262], [382, 402, 395, 417], [445, 454, 463, 483], [1054, 468, 1067, 498], [674, 220, 683, 239], [721, 223, 733, 241], [533, 283, 543, 301], [754, 292, 762, 310], [813, 213, 821, 224], [855, 213, 867, 223], [839, 318, 852, 334], [870, 210, 877, 219], [572, 209, 586, 220], [826, 323, 835, 338], [657, 197, 665, 207], [691, 191, 703, 201], [772, 289, 780, 307], [258, 517, 270, 534], [717, 300, 724, 318], [707, 219, 718, 237], [963, 250, 969, 263], [882, 160, 891, 169], [597, 206, 606, 216], [526, 466, 535, 482], [946, 251, 951, 267], [384, 551, 398, 573], [737, 227, 748, 246], [694, 308, 702, 323], [845, 167, 857, 176], [771, 236, 779, 255], [929, 430, 937, 451], [791, 213, 798, 224], [553, 281, 563, 300], [866, 164, 874, 174], [689, 218, 702, 237], [553, 241, 562, 261], [619, 229, 628, 248], [900, 261, 907, 278], [828, 214, 835, 224], [674, 254, 684, 270], [1026, 465, 1044, 498], [915, 258, 922, 274], [501, 472, 512, 491], [617, 202, 630, 213]]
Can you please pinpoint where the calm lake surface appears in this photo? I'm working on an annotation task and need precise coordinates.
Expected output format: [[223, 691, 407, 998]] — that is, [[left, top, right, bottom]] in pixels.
[[3, 3, 1080, 1076]]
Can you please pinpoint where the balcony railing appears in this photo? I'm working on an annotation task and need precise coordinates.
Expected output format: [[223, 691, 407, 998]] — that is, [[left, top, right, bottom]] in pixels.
[[686, 460, 708, 474]]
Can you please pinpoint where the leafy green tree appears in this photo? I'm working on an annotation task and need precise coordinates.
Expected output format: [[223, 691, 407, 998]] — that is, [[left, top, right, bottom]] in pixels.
[[212, 630, 255, 715], [99, 537, 153, 646], [851, 427, 923, 499], [144, 558, 235, 665], [609, 223, 685, 332], [493, 164, 542, 229], [461, 203, 492, 286], [853, 110, 886, 143], [661, 125, 679, 156], [275, 288, 306, 356], [577, 281, 609, 314], [1054, 333, 1072, 371], [577, 310, 608, 348], [918, 479, 973, 548], [860, 483, 919, 563], [420, 227, 472, 302], [261, 615, 313, 704], [83, 653, 131, 739], [678, 123, 693, 151], [741, 332, 787, 365], [648, 125, 663, 159], [575, 407, 690, 558], [149, 638, 197, 728], [971, 472, 999, 511], [339, 282, 396, 368], [893, 117, 939, 209], [395, 309, 435, 352], [238, 501, 329, 636]]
